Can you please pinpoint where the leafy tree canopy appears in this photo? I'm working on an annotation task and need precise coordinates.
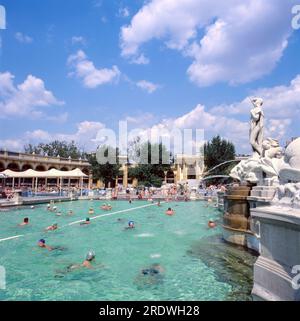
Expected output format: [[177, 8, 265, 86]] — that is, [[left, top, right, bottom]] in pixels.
[[128, 141, 172, 187], [24, 140, 85, 159], [87, 145, 121, 187], [204, 135, 236, 177]]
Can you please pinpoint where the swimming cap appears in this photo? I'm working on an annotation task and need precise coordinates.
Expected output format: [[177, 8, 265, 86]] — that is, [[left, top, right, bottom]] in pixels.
[[86, 217, 90, 221], [39, 239, 45, 244], [86, 250, 95, 261], [128, 221, 134, 225]]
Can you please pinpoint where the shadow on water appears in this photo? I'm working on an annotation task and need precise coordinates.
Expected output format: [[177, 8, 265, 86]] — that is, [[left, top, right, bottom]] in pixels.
[[187, 234, 258, 301]]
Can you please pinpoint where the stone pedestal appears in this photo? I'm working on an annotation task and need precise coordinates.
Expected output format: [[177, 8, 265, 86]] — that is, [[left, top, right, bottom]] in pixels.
[[248, 185, 277, 210], [223, 185, 259, 252], [251, 206, 300, 301]]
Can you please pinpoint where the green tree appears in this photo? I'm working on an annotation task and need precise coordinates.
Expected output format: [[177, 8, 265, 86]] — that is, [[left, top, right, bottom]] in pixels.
[[24, 140, 85, 159], [204, 135, 236, 177], [128, 141, 172, 187], [87, 145, 121, 188]]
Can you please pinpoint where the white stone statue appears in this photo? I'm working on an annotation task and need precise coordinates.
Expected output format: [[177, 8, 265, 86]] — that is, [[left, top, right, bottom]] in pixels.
[[230, 98, 284, 185], [250, 98, 264, 157], [273, 137, 300, 208], [230, 138, 283, 184]]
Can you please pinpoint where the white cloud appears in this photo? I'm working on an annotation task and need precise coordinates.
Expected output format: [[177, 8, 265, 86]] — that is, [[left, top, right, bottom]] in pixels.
[[125, 112, 156, 127], [0, 72, 64, 118], [210, 74, 300, 120], [133, 73, 300, 153], [15, 32, 33, 44], [0, 121, 106, 152], [130, 54, 150, 65], [136, 80, 159, 93], [67, 50, 121, 88], [120, 0, 294, 86], [71, 36, 86, 46]]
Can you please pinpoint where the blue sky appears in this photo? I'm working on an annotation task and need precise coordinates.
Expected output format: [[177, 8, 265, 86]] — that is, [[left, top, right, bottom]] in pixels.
[[0, 0, 300, 154]]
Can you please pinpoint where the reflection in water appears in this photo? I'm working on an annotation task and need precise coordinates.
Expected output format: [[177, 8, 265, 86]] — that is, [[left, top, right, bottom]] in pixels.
[[187, 235, 257, 301]]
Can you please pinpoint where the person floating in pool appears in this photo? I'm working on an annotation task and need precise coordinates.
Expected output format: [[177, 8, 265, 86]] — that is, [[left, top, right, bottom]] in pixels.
[[125, 221, 135, 230], [135, 263, 165, 287], [141, 263, 164, 276], [67, 251, 96, 271], [56, 211, 62, 216], [208, 219, 217, 229], [101, 203, 112, 211], [68, 210, 74, 216], [157, 201, 161, 207], [165, 208, 175, 216], [129, 199, 132, 204], [38, 239, 66, 252], [19, 217, 29, 226], [88, 208, 95, 215], [80, 217, 91, 225], [45, 223, 58, 231], [38, 239, 53, 251]]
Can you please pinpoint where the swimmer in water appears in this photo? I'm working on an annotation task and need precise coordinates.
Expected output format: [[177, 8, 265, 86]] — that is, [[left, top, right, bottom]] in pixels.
[[56, 211, 62, 216], [208, 219, 217, 228], [38, 239, 53, 251], [141, 263, 164, 276], [88, 208, 94, 215], [68, 210, 74, 216], [45, 223, 58, 231], [101, 203, 112, 211], [125, 221, 135, 229], [67, 251, 96, 271], [30, 205, 35, 209], [135, 263, 165, 287], [157, 201, 161, 207], [166, 208, 175, 216], [129, 199, 132, 204], [82, 251, 96, 268], [19, 217, 29, 226], [80, 217, 91, 225]]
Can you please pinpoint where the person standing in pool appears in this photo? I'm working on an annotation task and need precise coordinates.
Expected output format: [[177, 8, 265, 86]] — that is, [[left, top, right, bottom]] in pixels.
[[19, 217, 29, 226]]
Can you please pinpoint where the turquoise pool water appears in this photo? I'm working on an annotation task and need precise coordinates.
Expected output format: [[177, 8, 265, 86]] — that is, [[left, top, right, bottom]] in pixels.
[[0, 200, 256, 301]]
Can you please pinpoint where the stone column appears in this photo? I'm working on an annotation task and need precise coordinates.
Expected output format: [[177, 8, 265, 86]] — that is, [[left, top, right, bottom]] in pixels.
[[123, 164, 128, 188]]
